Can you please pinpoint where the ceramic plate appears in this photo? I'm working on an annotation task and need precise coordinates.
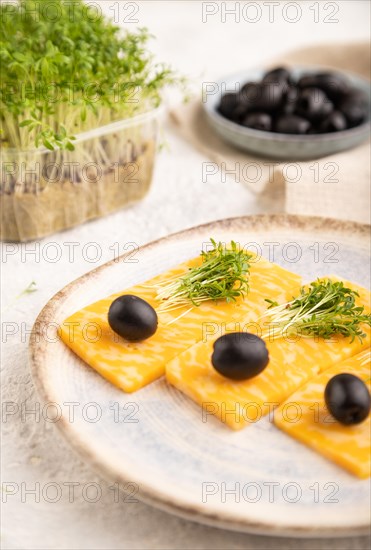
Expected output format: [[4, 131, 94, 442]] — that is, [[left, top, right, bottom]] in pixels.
[[203, 66, 371, 159], [30, 215, 371, 537]]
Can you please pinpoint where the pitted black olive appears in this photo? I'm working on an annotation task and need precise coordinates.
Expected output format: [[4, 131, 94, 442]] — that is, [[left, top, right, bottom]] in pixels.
[[218, 93, 239, 119], [211, 332, 269, 381], [216, 68, 368, 134], [242, 112, 272, 131], [230, 101, 250, 122], [296, 87, 333, 121], [108, 294, 158, 342], [298, 72, 349, 101], [275, 115, 311, 134], [280, 86, 299, 115], [338, 88, 368, 108], [325, 373, 371, 425], [338, 95, 368, 127], [319, 111, 347, 133], [263, 66, 291, 84], [240, 81, 285, 112]]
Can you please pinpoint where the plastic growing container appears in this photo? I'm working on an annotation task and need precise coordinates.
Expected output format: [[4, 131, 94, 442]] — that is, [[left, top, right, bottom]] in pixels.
[[0, 107, 161, 242]]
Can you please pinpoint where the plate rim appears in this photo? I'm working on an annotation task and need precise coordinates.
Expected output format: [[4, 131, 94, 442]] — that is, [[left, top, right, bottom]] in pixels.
[[29, 214, 371, 538]]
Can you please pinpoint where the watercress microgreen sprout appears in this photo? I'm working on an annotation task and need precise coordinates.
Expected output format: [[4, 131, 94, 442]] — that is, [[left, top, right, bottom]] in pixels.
[[0, 0, 180, 151], [153, 239, 252, 312], [262, 279, 371, 342]]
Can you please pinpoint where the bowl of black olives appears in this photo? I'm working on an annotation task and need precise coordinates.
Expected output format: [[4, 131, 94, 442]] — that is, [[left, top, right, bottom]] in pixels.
[[204, 66, 370, 159]]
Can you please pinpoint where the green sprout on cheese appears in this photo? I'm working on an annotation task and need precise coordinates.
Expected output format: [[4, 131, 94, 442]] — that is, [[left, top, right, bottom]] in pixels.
[[153, 239, 252, 313], [262, 279, 371, 342]]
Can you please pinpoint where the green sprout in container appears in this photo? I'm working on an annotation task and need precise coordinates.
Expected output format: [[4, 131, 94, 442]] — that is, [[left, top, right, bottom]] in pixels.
[[0, 0, 183, 241], [0, 0, 179, 152]]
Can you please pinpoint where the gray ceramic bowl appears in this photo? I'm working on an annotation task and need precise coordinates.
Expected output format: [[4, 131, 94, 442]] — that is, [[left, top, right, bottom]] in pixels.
[[203, 66, 370, 160]]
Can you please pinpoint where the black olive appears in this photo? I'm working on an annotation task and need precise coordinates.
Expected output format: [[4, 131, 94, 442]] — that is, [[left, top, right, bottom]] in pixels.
[[296, 87, 333, 121], [230, 101, 249, 123], [275, 114, 311, 134], [218, 93, 240, 119], [216, 70, 367, 135], [298, 72, 349, 101], [263, 67, 291, 84], [319, 111, 347, 133], [211, 332, 269, 381], [280, 85, 299, 115], [318, 73, 350, 101], [240, 81, 285, 112], [242, 112, 272, 131], [325, 373, 371, 426], [297, 74, 316, 88], [108, 294, 158, 342], [240, 81, 259, 99], [337, 88, 368, 108], [239, 82, 261, 111], [337, 95, 368, 128]]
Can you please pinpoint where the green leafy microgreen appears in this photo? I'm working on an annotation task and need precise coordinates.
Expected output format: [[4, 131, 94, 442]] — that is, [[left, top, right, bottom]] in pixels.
[[0, 0, 181, 151], [153, 239, 252, 313], [262, 279, 371, 342], [1, 281, 37, 314]]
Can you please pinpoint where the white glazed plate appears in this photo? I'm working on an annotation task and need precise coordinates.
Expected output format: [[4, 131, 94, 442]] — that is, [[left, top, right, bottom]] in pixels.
[[30, 215, 371, 537], [203, 66, 371, 160]]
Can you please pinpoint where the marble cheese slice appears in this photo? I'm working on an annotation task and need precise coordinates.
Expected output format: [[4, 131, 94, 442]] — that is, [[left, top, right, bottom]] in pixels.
[[166, 278, 370, 430], [166, 325, 320, 430], [274, 349, 371, 478], [59, 253, 302, 392]]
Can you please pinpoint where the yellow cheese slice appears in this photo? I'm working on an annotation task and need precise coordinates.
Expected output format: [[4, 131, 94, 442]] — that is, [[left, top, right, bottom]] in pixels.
[[274, 349, 371, 478], [166, 277, 370, 430], [166, 327, 320, 431], [59, 253, 302, 392]]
